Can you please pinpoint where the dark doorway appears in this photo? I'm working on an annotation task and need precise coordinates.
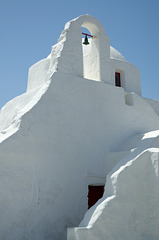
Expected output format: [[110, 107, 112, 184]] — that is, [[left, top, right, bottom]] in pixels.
[[115, 72, 121, 87], [88, 185, 104, 209]]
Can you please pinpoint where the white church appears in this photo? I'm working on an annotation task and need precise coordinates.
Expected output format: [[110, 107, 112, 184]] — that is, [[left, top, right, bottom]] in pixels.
[[0, 15, 159, 240]]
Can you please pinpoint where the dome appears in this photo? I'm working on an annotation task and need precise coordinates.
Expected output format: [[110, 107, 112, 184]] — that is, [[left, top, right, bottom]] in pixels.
[[83, 41, 126, 62], [110, 46, 126, 61]]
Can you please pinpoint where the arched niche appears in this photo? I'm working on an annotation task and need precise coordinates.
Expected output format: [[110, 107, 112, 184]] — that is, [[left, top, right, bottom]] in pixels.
[[77, 15, 110, 82], [56, 15, 111, 83], [81, 24, 100, 81]]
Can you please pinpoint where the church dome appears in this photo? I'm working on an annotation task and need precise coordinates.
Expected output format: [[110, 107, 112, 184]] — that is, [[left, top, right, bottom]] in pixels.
[[110, 46, 126, 61]]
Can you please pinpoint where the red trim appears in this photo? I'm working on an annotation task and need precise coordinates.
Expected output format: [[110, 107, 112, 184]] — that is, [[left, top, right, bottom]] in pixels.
[[82, 32, 93, 38], [115, 72, 121, 87]]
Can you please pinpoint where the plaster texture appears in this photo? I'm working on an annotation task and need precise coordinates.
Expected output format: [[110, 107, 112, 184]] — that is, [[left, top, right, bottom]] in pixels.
[[68, 147, 159, 240], [0, 15, 159, 240]]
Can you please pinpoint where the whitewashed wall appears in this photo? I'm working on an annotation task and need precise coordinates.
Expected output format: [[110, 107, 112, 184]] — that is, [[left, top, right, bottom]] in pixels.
[[0, 73, 159, 240], [0, 15, 156, 240], [68, 148, 159, 240]]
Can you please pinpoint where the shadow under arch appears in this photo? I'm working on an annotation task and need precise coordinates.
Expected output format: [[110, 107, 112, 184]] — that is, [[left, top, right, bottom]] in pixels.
[[53, 15, 110, 83], [76, 15, 110, 82], [81, 23, 100, 81]]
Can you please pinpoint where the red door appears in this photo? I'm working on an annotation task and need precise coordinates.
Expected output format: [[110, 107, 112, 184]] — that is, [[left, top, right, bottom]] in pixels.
[[115, 72, 121, 87], [88, 185, 104, 209]]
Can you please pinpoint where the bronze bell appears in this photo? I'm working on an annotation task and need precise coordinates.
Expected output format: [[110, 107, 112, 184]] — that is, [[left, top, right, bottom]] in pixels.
[[83, 35, 89, 45]]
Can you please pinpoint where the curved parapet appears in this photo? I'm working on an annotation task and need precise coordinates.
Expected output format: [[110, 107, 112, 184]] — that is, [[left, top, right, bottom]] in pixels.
[[49, 15, 110, 83], [27, 15, 141, 95], [27, 57, 51, 92], [0, 15, 149, 240], [68, 148, 159, 240], [110, 47, 141, 95]]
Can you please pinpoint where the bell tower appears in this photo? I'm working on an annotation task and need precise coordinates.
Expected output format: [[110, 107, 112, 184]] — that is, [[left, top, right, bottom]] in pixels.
[[50, 15, 111, 83]]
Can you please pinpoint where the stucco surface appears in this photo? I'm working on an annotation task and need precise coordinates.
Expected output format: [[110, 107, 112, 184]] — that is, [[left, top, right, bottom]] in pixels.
[[0, 15, 159, 240], [68, 148, 159, 240]]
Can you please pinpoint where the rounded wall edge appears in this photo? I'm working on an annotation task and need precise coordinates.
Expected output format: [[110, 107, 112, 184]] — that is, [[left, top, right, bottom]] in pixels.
[[110, 58, 141, 95], [61, 15, 111, 82]]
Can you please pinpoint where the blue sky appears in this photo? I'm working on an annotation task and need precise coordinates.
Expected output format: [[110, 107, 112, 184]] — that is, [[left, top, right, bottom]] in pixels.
[[0, 0, 159, 109]]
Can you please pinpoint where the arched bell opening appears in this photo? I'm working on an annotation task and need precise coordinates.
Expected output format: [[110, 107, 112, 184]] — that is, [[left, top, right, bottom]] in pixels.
[[81, 24, 100, 81]]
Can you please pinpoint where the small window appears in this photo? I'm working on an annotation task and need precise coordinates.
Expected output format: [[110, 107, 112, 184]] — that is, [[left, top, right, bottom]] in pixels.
[[88, 185, 104, 209], [115, 72, 121, 87]]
